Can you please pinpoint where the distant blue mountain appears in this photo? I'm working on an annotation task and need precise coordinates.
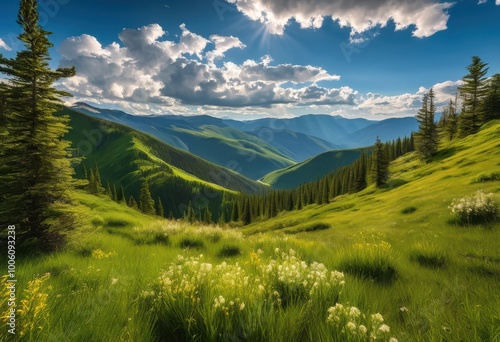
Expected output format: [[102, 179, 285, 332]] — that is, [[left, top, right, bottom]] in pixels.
[[72, 103, 418, 180]]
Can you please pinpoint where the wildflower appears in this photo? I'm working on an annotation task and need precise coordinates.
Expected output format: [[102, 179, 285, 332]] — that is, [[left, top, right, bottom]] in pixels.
[[358, 325, 367, 335], [371, 313, 384, 324], [349, 306, 361, 318], [379, 324, 390, 333], [239, 303, 245, 311], [389, 338, 399, 342], [346, 321, 357, 332], [111, 278, 118, 285]]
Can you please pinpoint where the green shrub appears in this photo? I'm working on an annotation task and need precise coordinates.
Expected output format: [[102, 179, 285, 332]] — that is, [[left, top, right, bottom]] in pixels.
[[179, 238, 204, 249], [449, 190, 499, 225], [471, 171, 500, 184], [337, 241, 398, 284], [409, 243, 447, 268], [401, 206, 417, 214], [217, 244, 241, 257]]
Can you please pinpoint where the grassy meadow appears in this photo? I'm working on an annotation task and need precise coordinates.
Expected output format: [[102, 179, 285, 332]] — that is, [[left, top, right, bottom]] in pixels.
[[2, 122, 500, 341]]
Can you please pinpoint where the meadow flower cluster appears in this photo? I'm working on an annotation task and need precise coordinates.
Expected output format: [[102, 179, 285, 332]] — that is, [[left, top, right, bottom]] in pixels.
[[263, 248, 345, 304], [326, 303, 397, 341], [91, 248, 116, 259], [146, 248, 363, 340], [17, 273, 52, 338], [449, 190, 498, 224]]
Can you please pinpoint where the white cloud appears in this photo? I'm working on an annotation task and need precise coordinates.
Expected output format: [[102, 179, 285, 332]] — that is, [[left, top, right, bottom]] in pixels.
[[226, 0, 454, 40], [57, 22, 464, 120], [355, 80, 462, 117], [206, 35, 246, 62], [0, 38, 12, 51], [57, 23, 343, 110]]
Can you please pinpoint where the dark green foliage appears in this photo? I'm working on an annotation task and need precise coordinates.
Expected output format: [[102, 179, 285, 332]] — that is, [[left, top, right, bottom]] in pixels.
[[440, 97, 459, 140], [483, 73, 500, 122], [128, 195, 138, 209], [338, 258, 398, 284], [415, 88, 438, 160], [179, 238, 204, 249], [471, 172, 500, 184], [410, 252, 447, 269], [217, 245, 241, 258], [157, 196, 165, 217], [139, 180, 155, 215], [285, 222, 331, 234], [459, 56, 489, 136], [0, 0, 76, 244], [87, 166, 104, 195], [401, 206, 417, 214], [371, 137, 389, 186]]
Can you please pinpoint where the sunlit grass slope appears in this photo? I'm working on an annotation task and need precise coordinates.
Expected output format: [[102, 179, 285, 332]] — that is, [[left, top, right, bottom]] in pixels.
[[63, 108, 265, 195], [243, 120, 500, 340], [1, 121, 498, 341]]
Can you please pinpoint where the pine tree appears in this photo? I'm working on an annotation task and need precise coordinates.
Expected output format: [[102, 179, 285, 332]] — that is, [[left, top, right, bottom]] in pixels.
[[128, 195, 138, 209], [444, 98, 458, 140], [120, 185, 126, 203], [483, 73, 500, 121], [88, 169, 96, 194], [105, 182, 112, 199], [458, 56, 489, 136], [203, 207, 212, 224], [415, 88, 438, 159], [82, 163, 88, 180], [139, 180, 155, 215], [0, 0, 76, 242], [112, 185, 118, 202], [94, 164, 104, 194], [371, 137, 389, 186], [157, 196, 164, 217]]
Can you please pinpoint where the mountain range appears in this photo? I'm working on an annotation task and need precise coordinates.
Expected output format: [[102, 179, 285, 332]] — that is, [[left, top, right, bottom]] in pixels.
[[71, 103, 418, 181]]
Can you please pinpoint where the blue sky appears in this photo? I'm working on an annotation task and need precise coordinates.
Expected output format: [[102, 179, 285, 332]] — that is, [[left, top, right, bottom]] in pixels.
[[1, 0, 499, 119]]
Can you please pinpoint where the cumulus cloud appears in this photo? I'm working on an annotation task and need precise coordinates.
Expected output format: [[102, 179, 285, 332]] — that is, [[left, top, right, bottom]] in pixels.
[[355, 80, 462, 117], [0, 38, 12, 51], [57, 23, 343, 110], [226, 0, 454, 40], [206, 35, 246, 62]]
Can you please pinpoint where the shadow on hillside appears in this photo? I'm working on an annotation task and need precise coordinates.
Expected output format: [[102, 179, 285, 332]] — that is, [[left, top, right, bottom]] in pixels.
[[430, 147, 462, 162]]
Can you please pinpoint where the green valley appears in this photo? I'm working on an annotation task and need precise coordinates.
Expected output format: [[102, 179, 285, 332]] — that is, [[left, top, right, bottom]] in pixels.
[[261, 147, 369, 189]]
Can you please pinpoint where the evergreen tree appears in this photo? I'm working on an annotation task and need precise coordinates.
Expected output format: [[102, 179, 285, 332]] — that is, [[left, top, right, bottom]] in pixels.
[[128, 195, 138, 209], [415, 88, 438, 159], [82, 163, 88, 180], [231, 201, 239, 222], [483, 73, 500, 121], [105, 182, 112, 199], [139, 180, 155, 215], [94, 164, 104, 194], [88, 169, 96, 194], [112, 184, 118, 202], [120, 185, 126, 203], [0, 0, 76, 241], [371, 137, 389, 186], [157, 196, 164, 217], [444, 98, 458, 140], [458, 56, 489, 136], [203, 207, 212, 224]]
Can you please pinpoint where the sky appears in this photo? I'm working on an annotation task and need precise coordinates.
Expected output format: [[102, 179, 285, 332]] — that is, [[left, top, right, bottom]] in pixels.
[[1, 0, 500, 120]]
